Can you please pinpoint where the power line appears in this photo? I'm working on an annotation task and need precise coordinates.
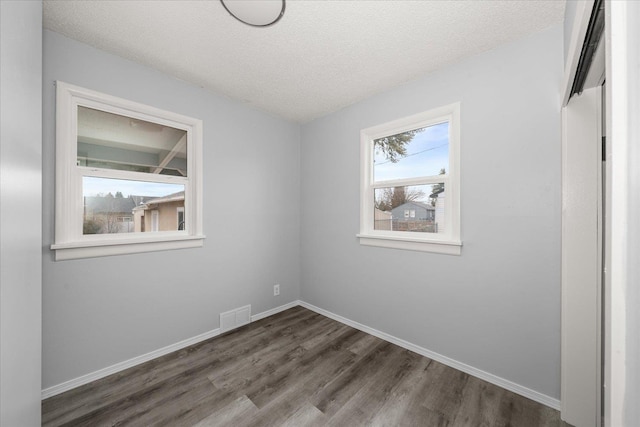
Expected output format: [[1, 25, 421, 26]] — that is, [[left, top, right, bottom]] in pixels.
[[375, 143, 448, 166]]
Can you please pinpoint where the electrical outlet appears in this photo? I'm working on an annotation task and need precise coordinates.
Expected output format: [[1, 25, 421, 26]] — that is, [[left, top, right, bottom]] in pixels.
[[273, 284, 280, 296]]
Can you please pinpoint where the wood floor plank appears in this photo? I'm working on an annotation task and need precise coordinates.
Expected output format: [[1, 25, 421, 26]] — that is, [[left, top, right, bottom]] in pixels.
[[346, 332, 384, 355], [416, 359, 469, 418], [311, 340, 397, 416], [191, 395, 259, 427], [299, 321, 351, 350], [43, 353, 221, 426], [229, 334, 368, 426], [55, 363, 225, 427], [450, 375, 506, 426], [365, 355, 434, 426], [244, 327, 362, 409], [496, 387, 565, 427], [42, 306, 561, 427], [122, 380, 227, 427], [325, 348, 425, 426], [209, 316, 339, 392], [279, 403, 327, 427]]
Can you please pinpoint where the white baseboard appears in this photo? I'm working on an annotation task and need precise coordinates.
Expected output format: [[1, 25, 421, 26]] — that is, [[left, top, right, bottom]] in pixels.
[[41, 300, 299, 400], [42, 299, 560, 411], [251, 300, 299, 322], [298, 300, 561, 411]]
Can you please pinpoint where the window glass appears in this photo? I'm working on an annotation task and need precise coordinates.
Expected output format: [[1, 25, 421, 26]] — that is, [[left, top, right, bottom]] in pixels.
[[373, 121, 448, 182], [82, 176, 184, 235], [373, 183, 445, 234], [77, 106, 188, 176]]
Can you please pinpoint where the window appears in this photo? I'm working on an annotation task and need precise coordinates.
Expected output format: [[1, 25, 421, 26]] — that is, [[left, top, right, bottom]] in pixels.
[[358, 103, 461, 254], [51, 82, 204, 260]]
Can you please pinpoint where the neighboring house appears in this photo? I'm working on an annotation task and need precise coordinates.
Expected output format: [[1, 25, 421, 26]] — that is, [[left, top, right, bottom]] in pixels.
[[133, 191, 185, 232], [391, 201, 435, 221], [391, 201, 436, 232], [83, 194, 136, 234]]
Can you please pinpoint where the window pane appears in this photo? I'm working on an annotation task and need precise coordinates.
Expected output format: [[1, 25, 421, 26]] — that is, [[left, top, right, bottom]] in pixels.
[[77, 106, 188, 176], [82, 177, 185, 234], [373, 183, 445, 234], [373, 122, 448, 182]]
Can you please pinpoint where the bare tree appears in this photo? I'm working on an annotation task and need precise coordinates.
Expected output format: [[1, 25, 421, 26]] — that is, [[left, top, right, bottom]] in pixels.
[[103, 193, 121, 233], [375, 186, 425, 211]]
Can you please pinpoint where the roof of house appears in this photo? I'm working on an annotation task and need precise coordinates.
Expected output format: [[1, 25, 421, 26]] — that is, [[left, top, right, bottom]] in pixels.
[[130, 195, 153, 206], [133, 191, 185, 211]]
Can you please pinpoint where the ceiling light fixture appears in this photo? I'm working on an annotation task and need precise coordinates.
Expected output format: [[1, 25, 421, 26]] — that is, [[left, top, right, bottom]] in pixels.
[[220, 0, 285, 27]]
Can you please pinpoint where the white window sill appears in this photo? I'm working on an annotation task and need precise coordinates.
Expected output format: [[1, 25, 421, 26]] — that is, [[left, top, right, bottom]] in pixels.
[[357, 234, 462, 255], [51, 235, 205, 261]]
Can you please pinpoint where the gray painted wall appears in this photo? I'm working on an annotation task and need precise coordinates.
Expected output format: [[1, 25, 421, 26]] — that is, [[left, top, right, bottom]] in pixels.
[[300, 25, 563, 400], [563, 0, 579, 65], [1, 1, 43, 424], [42, 30, 301, 389]]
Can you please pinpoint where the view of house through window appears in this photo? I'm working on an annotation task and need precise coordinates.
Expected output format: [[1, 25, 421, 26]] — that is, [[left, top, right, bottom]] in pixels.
[[373, 183, 445, 233], [52, 82, 204, 260], [372, 122, 448, 235], [359, 103, 459, 254], [82, 177, 185, 235]]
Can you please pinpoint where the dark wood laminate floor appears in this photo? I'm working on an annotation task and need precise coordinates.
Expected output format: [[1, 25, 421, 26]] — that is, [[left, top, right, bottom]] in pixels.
[[42, 306, 562, 426]]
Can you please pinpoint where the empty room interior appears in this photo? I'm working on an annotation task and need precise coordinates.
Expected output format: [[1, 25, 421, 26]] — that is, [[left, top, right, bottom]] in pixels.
[[1, 0, 639, 426]]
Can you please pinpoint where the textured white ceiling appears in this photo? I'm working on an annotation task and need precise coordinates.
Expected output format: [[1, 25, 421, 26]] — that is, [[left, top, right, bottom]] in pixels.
[[43, 0, 565, 123]]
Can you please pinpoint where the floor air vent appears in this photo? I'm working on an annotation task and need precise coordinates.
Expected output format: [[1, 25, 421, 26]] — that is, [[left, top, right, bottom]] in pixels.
[[220, 305, 251, 333]]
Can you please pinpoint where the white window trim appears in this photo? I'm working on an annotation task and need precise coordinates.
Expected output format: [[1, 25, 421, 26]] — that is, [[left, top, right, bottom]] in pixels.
[[51, 81, 205, 260], [358, 102, 461, 255]]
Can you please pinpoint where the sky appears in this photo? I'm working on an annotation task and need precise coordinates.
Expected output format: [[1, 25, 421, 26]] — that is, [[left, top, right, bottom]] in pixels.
[[374, 121, 449, 183], [83, 176, 184, 198]]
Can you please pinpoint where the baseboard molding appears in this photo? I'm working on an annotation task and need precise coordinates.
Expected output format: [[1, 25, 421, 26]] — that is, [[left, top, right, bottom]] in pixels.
[[41, 300, 298, 400], [251, 300, 299, 322], [298, 300, 561, 411], [42, 299, 560, 411]]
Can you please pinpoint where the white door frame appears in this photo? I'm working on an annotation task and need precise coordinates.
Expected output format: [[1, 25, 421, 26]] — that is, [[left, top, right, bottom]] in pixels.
[[560, 2, 604, 426], [563, 1, 640, 425], [605, 1, 640, 425], [561, 86, 603, 427]]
